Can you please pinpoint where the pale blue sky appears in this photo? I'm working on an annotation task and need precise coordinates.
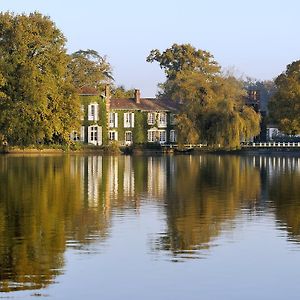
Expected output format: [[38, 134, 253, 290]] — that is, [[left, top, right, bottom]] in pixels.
[[1, 0, 300, 96]]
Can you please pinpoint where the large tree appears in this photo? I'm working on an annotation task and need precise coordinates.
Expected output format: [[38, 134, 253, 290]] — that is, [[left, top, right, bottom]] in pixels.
[[0, 12, 80, 146], [68, 49, 113, 93], [147, 44, 261, 149], [268, 60, 300, 135], [147, 43, 220, 80]]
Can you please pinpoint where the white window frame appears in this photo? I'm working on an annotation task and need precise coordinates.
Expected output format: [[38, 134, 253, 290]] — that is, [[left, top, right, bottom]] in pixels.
[[88, 103, 99, 121], [147, 112, 156, 125], [125, 131, 133, 145], [159, 130, 166, 144], [147, 130, 157, 143], [124, 112, 134, 128], [88, 125, 102, 146], [158, 112, 167, 128], [109, 130, 118, 141], [170, 130, 176, 143], [109, 112, 118, 128], [90, 126, 98, 142]]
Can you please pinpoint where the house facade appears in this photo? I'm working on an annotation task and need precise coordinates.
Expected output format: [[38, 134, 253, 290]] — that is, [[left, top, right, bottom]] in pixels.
[[73, 87, 179, 146]]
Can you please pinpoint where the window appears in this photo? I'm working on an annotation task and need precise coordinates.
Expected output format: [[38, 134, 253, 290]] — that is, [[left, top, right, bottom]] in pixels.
[[159, 130, 166, 143], [147, 112, 156, 125], [88, 103, 98, 121], [170, 113, 176, 125], [170, 130, 176, 143], [148, 129, 166, 143], [125, 131, 133, 144], [158, 112, 167, 127], [90, 126, 98, 141], [147, 130, 156, 142], [124, 112, 134, 128], [109, 131, 118, 141], [109, 112, 118, 128], [71, 131, 80, 141], [88, 125, 102, 145]]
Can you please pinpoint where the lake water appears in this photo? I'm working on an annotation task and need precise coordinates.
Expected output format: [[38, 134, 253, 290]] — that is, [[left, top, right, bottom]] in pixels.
[[0, 154, 300, 299]]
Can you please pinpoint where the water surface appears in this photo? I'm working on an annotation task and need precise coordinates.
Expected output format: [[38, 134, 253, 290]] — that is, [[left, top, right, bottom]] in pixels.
[[0, 154, 300, 299]]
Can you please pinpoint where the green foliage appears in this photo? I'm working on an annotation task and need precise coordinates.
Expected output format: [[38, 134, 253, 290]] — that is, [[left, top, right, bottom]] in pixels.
[[111, 85, 135, 98], [117, 112, 125, 143], [176, 114, 199, 145], [146, 43, 220, 80], [68, 49, 113, 92], [109, 110, 147, 145], [147, 44, 261, 149], [105, 140, 121, 154], [133, 111, 147, 144], [100, 98, 108, 144], [0, 12, 80, 146], [268, 60, 300, 135]]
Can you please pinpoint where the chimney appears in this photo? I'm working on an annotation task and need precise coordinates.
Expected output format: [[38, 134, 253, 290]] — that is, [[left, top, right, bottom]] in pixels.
[[104, 84, 110, 111], [134, 89, 141, 104]]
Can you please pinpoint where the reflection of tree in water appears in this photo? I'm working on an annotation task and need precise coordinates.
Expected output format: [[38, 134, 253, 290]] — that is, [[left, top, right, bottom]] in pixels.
[[154, 155, 261, 259], [0, 156, 111, 292], [268, 156, 300, 243], [5, 154, 297, 289]]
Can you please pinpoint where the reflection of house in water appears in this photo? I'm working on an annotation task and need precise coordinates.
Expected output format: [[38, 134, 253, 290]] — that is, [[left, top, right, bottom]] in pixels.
[[86, 156, 102, 207], [147, 157, 167, 200], [251, 156, 300, 178], [70, 156, 102, 207], [263, 155, 300, 243], [247, 156, 300, 209], [123, 156, 135, 197], [108, 156, 118, 199]]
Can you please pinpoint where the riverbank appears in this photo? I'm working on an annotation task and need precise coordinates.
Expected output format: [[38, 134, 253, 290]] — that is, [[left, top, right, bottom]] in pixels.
[[2, 145, 300, 156]]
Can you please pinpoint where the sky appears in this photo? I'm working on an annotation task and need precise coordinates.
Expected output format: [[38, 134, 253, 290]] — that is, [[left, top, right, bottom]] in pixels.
[[1, 0, 300, 97]]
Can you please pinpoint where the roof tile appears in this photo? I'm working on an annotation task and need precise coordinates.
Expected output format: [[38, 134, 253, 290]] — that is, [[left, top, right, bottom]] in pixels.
[[110, 98, 180, 112]]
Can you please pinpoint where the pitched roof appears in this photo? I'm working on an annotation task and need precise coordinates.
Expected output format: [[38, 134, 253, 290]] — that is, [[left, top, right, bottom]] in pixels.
[[109, 97, 180, 112]]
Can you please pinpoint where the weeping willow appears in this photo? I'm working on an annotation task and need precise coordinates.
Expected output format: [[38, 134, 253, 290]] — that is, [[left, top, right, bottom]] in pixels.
[[168, 71, 261, 149]]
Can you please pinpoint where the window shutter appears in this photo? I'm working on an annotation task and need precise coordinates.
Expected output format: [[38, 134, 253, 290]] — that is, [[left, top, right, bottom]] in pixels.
[[115, 113, 118, 127], [124, 113, 127, 128], [87, 126, 91, 143], [109, 112, 113, 127], [81, 126, 85, 142], [87, 105, 91, 120], [131, 113, 134, 128], [97, 126, 102, 145], [80, 105, 84, 121]]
